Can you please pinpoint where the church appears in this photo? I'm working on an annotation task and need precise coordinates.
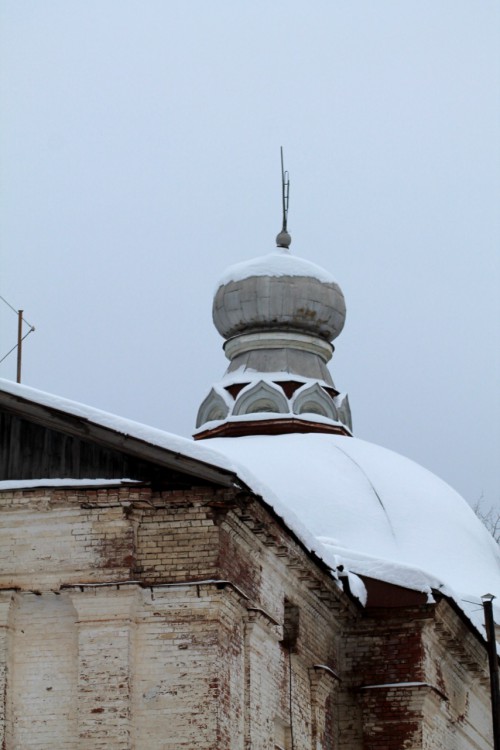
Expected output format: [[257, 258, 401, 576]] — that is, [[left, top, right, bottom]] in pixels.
[[0, 193, 499, 748]]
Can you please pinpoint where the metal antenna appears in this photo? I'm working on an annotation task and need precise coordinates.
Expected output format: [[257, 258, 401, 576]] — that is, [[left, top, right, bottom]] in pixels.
[[277, 147, 291, 249], [281, 147, 290, 232]]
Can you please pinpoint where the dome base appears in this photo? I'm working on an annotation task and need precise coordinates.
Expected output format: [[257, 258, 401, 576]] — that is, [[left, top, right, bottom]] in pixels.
[[194, 417, 352, 440]]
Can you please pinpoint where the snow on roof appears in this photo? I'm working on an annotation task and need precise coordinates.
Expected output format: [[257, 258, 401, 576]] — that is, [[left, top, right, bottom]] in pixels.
[[0, 479, 141, 490], [202, 433, 500, 632], [0, 379, 236, 476], [0, 379, 333, 567], [2, 379, 498, 635], [216, 249, 338, 288]]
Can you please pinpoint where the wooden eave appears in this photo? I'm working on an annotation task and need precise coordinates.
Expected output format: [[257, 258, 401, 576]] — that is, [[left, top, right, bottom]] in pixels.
[[0, 389, 238, 488]]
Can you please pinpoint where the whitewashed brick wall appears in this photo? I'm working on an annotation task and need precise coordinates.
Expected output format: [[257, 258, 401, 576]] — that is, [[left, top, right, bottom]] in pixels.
[[0, 485, 493, 750]]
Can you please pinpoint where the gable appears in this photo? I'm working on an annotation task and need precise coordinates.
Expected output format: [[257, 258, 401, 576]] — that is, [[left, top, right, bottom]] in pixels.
[[0, 384, 237, 489], [1, 410, 177, 485]]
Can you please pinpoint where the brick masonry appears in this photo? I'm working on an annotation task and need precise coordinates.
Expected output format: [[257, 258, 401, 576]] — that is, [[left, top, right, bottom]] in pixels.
[[0, 484, 494, 749]]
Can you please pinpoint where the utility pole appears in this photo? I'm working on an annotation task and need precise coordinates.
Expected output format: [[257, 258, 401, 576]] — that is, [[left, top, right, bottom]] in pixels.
[[482, 594, 500, 750], [0, 296, 35, 381], [17, 309, 23, 383]]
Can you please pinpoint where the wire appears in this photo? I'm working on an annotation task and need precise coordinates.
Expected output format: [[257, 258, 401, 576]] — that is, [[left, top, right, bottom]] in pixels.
[[0, 294, 35, 329], [0, 295, 36, 366], [0, 328, 35, 365], [0, 294, 18, 314]]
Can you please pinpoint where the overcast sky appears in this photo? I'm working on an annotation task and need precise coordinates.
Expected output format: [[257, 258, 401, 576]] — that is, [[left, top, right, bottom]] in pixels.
[[1, 1, 499, 511]]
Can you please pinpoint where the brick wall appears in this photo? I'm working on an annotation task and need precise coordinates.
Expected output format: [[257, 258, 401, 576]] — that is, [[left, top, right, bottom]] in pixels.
[[0, 484, 494, 749], [4, 592, 78, 748]]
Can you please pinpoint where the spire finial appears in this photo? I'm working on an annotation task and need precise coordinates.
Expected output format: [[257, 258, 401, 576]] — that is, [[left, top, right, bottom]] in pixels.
[[276, 146, 292, 250]]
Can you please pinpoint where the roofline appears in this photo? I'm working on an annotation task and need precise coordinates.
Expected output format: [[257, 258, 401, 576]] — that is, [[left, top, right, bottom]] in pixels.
[[1, 384, 493, 650], [0, 388, 239, 488], [431, 588, 495, 655]]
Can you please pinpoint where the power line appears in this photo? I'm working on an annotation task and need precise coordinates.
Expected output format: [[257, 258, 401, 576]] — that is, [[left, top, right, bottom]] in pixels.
[[0, 329, 35, 366], [0, 294, 35, 329], [0, 295, 36, 382]]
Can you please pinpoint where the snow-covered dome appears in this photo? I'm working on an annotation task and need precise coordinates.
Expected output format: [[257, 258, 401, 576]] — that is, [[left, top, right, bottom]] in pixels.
[[203, 432, 500, 605], [213, 248, 346, 341], [195, 246, 351, 438]]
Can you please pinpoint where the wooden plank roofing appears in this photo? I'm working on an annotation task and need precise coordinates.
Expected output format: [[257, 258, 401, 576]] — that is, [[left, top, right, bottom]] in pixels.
[[0, 383, 238, 488]]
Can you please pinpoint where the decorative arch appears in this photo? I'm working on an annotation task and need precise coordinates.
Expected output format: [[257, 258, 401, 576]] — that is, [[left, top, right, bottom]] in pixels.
[[196, 388, 230, 428], [292, 383, 337, 420], [233, 381, 289, 416], [334, 393, 352, 431]]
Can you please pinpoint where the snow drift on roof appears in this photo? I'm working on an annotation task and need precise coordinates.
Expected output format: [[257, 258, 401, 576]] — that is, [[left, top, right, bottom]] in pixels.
[[2, 379, 498, 636], [202, 433, 500, 606], [216, 249, 338, 288], [0, 379, 235, 476]]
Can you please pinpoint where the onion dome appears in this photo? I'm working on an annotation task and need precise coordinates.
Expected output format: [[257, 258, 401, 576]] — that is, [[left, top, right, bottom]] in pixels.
[[195, 244, 351, 440], [213, 248, 346, 341]]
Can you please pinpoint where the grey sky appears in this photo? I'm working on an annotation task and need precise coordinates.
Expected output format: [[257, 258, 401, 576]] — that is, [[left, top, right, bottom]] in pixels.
[[1, 1, 499, 511]]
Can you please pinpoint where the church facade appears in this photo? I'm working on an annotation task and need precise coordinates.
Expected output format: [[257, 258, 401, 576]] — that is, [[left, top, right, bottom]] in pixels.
[[0, 217, 498, 748]]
